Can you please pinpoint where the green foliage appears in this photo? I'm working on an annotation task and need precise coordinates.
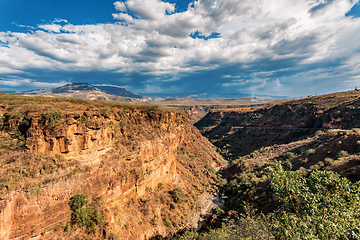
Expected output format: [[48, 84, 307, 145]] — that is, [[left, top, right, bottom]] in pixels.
[[236, 161, 249, 172], [180, 208, 272, 240], [151, 216, 159, 225], [302, 148, 315, 157], [109, 233, 121, 240], [101, 107, 114, 115], [268, 165, 360, 239], [172, 187, 185, 203], [73, 206, 104, 228], [3, 112, 22, 121], [10, 127, 26, 143], [205, 164, 216, 174], [64, 221, 72, 231], [249, 152, 257, 158], [315, 130, 324, 136], [178, 230, 199, 240], [124, 223, 129, 230], [163, 217, 173, 229], [282, 152, 295, 160], [158, 182, 165, 190], [326, 129, 339, 139], [69, 194, 88, 211], [215, 174, 228, 187], [335, 150, 349, 160], [226, 172, 258, 198], [180, 147, 187, 154], [68, 194, 104, 232], [44, 109, 63, 130], [80, 115, 87, 123], [281, 161, 292, 171], [213, 207, 225, 216]]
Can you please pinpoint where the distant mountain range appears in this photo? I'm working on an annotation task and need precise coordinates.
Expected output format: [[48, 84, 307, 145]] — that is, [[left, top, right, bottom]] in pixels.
[[21, 83, 143, 101], [36, 83, 142, 99]]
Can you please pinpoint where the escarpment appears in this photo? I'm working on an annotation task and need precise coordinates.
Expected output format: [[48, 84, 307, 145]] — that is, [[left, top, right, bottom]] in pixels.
[[0, 95, 224, 240]]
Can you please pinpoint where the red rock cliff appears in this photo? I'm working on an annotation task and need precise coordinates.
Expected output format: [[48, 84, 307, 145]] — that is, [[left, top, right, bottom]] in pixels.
[[0, 101, 224, 240]]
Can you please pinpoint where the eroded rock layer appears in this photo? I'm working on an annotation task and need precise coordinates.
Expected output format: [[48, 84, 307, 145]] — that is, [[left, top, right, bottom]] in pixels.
[[0, 97, 224, 240]]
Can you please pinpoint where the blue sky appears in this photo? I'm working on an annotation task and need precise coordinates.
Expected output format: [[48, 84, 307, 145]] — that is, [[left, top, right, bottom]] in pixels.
[[0, 0, 360, 98]]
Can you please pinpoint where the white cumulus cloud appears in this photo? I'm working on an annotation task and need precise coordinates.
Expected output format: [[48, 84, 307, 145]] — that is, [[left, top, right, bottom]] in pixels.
[[0, 0, 360, 96]]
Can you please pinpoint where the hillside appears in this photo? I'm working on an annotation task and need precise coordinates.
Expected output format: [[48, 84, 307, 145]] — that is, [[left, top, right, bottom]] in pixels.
[[187, 90, 360, 239], [0, 94, 225, 239], [196, 90, 360, 158]]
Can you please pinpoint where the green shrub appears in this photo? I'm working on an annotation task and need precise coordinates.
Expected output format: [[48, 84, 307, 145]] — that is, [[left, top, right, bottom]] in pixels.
[[109, 233, 120, 240], [281, 160, 292, 171], [302, 149, 315, 157], [356, 140, 360, 153], [163, 218, 173, 229], [324, 157, 334, 166], [10, 127, 26, 143], [68, 194, 104, 232], [73, 206, 104, 228], [283, 152, 295, 160], [64, 221, 71, 231], [315, 130, 324, 136], [268, 165, 360, 239], [335, 150, 349, 160], [178, 230, 199, 240], [326, 129, 338, 139], [213, 207, 225, 216], [250, 152, 257, 158], [215, 174, 228, 187], [124, 223, 129, 230], [69, 194, 88, 211], [101, 107, 114, 115], [204, 165, 216, 174], [172, 187, 185, 203], [158, 182, 165, 190], [180, 147, 186, 154], [44, 109, 63, 130], [80, 115, 87, 123], [190, 214, 272, 240], [151, 216, 159, 225]]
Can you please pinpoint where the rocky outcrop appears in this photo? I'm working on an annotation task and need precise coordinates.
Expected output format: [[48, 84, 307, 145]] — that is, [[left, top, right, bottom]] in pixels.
[[25, 110, 117, 157]]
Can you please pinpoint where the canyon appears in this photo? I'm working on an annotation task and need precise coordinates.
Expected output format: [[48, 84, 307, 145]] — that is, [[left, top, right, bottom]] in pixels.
[[0, 95, 224, 239]]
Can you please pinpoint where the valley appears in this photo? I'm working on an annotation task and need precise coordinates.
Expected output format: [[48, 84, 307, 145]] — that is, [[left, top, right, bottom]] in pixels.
[[190, 90, 360, 239], [1, 90, 360, 239]]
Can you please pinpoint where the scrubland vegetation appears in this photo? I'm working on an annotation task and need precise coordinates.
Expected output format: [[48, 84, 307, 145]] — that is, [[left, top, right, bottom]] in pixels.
[[2, 90, 360, 239], [188, 90, 360, 239]]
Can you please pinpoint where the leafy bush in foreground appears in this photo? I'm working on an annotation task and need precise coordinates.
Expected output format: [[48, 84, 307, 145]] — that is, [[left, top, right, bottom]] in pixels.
[[268, 165, 360, 239]]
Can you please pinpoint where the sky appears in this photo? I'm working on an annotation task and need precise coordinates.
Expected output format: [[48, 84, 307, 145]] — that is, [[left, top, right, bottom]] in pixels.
[[1, 0, 360, 98]]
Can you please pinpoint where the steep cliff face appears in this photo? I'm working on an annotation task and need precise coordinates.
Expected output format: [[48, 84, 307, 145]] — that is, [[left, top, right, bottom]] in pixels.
[[0, 95, 224, 240]]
